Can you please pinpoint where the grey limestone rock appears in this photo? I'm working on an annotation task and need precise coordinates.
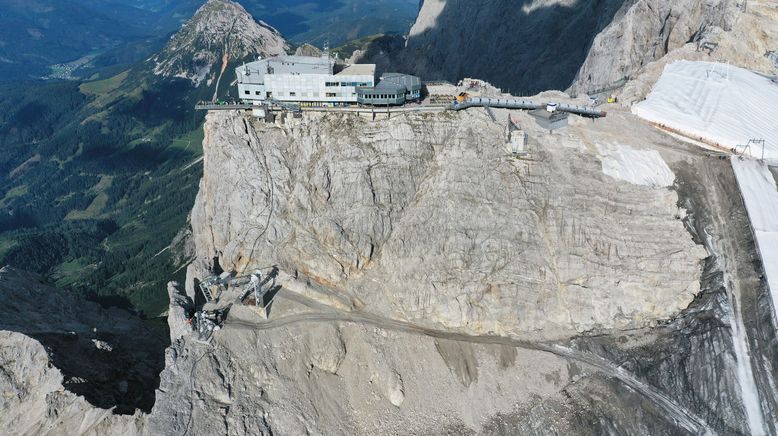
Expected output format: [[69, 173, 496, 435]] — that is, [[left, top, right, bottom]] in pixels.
[[569, 0, 739, 94], [190, 109, 706, 338], [168, 281, 194, 342], [0, 331, 149, 436], [151, 0, 289, 86]]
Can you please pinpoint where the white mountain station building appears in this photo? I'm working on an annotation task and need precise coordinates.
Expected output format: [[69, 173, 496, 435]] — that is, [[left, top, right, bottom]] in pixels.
[[235, 54, 422, 107], [236, 54, 375, 106]]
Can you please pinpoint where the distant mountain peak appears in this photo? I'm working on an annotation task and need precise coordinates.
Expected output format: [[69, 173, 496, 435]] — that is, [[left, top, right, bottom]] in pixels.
[[150, 0, 289, 87], [295, 43, 323, 57]]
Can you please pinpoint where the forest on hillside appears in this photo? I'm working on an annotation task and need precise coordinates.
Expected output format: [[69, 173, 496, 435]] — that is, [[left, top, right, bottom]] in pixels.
[[0, 76, 206, 316]]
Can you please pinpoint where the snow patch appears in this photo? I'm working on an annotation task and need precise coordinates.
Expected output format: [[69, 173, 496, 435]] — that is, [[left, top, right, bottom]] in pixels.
[[596, 143, 675, 187], [522, 0, 577, 14], [633, 61, 778, 159]]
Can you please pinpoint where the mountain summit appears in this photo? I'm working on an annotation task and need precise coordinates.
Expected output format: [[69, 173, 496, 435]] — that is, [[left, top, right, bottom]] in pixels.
[[151, 0, 289, 87]]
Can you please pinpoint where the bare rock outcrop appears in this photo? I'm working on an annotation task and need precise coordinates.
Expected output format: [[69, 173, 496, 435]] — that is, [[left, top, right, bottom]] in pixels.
[[151, 0, 288, 86], [147, 315, 587, 435], [569, 0, 740, 94], [167, 281, 194, 342], [585, 0, 778, 103], [294, 43, 323, 57], [190, 108, 705, 338], [394, 0, 625, 94], [132, 101, 777, 434], [0, 266, 163, 434]]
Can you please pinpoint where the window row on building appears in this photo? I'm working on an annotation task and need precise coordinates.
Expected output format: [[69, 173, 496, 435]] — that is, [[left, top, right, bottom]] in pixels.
[[362, 94, 401, 99], [323, 81, 373, 87], [244, 89, 364, 99]]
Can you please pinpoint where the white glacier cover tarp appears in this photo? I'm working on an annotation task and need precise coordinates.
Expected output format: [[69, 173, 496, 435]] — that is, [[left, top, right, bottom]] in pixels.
[[596, 143, 675, 187], [633, 60, 778, 159], [731, 158, 778, 323]]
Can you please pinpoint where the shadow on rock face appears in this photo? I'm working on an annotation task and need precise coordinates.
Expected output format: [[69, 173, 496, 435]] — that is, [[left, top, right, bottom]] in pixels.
[[361, 0, 626, 94], [31, 326, 168, 414], [0, 266, 169, 414]]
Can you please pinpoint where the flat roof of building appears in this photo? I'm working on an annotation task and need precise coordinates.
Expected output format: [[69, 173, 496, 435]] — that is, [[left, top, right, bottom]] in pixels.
[[529, 109, 569, 121], [237, 55, 335, 80], [267, 55, 333, 75], [357, 82, 407, 94], [337, 64, 376, 76], [271, 55, 332, 66], [380, 72, 422, 91]]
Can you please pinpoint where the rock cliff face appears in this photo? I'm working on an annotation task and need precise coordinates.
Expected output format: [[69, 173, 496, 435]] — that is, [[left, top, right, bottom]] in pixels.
[[569, 0, 739, 94], [151, 0, 288, 86], [0, 331, 148, 436], [171, 105, 776, 434], [4, 105, 777, 434], [397, 0, 626, 94], [379, 0, 765, 96], [190, 109, 705, 338], [592, 0, 778, 103]]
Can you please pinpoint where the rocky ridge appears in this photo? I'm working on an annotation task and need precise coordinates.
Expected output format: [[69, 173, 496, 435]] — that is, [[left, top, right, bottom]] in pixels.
[[151, 0, 288, 86]]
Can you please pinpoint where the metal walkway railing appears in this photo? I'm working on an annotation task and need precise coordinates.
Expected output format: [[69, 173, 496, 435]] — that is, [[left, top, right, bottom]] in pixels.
[[194, 97, 607, 118], [195, 103, 254, 110], [455, 97, 606, 118]]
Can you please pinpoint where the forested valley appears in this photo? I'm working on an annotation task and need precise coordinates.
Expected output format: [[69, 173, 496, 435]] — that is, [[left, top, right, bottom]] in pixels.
[[0, 71, 209, 316]]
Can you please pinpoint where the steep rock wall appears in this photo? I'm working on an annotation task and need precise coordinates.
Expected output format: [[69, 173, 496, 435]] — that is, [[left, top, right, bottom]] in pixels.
[[398, 0, 626, 94], [190, 109, 706, 338], [570, 0, 739, 94], [389, 0, 746, 96], [0, 331, 148, 435]]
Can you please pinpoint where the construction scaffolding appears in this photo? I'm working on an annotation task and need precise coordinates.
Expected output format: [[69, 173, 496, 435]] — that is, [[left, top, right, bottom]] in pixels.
[[198, 269, 279, 308], [189, 269, 280, 341]]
